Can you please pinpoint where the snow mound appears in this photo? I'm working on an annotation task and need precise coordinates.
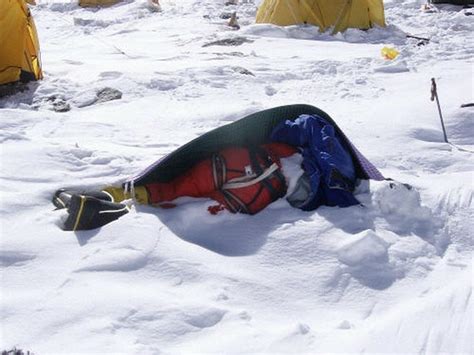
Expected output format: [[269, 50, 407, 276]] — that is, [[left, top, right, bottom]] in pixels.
[[337, 230, 390, 267]]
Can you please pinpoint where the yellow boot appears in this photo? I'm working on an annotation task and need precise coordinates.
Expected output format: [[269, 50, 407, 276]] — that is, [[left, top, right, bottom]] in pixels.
[[104, 186, 149, 205]]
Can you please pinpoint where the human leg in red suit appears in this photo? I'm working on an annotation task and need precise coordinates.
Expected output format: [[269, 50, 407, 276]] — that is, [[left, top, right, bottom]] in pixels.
[[144, 142, 297, 214]]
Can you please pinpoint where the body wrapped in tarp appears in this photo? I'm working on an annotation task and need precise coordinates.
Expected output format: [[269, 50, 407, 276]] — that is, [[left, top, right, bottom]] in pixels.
[[128, 105, 384, 195], [52, 105, 385, 231], [0, 0, 42, 85]]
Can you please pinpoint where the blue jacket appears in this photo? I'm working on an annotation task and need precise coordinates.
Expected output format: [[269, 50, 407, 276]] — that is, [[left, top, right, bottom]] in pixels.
[[270, 114, 359, 211]]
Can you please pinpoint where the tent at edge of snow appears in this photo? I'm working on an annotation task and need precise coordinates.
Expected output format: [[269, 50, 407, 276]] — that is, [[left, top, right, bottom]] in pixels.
[[255, 0, 386, 34], [128, 104, 385, 187], [0, 0, 43, 86]]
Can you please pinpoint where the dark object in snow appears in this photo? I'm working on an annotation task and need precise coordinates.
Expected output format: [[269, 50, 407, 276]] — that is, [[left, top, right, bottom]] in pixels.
[[220, 12, 234, 19], [1, 348, 34, 355], [387, 179, 412, 190], [43, 95, 71, 112], [203, 37, 253, 47], [225, 0, 238, 5], [49, 96, 71, 112], [0, 82, 30, 98], [63, 194, 129, 231], [228, 12, 240, 29], [53, 188, 114, 210], [406, 34, 430, 46], [76, 87, 123, 108], [460, 103, 474, 108], [95, 87, 122, 104], [232, 66, 254, 76], [214, 51, 246, 58], [53, 101, 71, 112]]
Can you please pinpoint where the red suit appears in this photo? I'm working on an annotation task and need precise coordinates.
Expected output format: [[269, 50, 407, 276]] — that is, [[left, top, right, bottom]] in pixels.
[[144, 143, 296, 214]]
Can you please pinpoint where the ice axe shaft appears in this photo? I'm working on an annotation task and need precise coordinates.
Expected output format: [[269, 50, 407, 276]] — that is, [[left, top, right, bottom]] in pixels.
[[431, 78, 449, 143]]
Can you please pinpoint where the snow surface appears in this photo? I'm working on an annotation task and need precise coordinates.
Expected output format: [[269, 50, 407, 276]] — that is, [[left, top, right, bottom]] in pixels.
[[1, 0, 473, 353]]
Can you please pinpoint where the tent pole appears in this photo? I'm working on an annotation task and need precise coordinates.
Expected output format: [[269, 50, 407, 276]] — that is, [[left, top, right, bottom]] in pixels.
[[430, 78, 449, 143]]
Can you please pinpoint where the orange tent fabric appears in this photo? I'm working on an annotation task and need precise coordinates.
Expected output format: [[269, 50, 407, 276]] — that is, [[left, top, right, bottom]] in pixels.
[[0, 0, 43, 85], [256, 0, 386, 34]]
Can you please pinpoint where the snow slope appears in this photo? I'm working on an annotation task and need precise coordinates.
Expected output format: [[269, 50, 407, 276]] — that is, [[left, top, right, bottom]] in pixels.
[[1, 0, 473, 353]]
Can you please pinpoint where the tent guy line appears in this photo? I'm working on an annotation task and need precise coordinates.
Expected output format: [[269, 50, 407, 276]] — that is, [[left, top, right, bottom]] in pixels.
[[48, 9, 138, 59]]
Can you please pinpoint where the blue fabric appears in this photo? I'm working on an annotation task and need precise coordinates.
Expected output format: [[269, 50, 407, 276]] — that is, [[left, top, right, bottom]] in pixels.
[[270, 114, 359, 211]]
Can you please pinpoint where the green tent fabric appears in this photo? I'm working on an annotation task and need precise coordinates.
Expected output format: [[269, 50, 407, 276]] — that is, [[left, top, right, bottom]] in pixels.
[[130, 105, 327, 185]]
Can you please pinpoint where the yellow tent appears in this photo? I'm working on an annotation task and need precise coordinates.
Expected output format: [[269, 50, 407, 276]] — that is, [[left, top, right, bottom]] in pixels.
[[256, 0, 386, 34], [0, 0, 43, 85], [79, 0, 121, 7]]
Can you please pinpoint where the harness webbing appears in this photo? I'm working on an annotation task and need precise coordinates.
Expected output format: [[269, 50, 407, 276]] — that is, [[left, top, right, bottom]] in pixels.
[[211, 147, 287, 213], [249, 146, 286, 201], [212, 153, 226, 189], [223, 163, 279, 190], [222, 189, 249, 214]]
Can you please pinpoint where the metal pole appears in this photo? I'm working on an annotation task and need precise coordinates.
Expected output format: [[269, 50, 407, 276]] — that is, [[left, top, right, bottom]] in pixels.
[[431, 78, 449, 143]]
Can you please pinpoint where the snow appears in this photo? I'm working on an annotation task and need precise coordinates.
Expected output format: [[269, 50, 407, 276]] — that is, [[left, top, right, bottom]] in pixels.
[[1, 0, 473, 353]]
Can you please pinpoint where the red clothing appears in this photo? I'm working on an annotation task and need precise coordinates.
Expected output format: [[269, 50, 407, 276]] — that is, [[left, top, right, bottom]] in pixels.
[[145, 143, 296, 214]]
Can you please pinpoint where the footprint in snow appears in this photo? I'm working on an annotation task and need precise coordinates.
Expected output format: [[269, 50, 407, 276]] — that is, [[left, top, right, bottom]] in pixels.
[[112, 307, 226, 343], [99, 71, 123, 80], [337, 320, 353, 329], [0, 131, 29, 144], [74, 247, 149, 272], [265, 85, 277, 96], [184, 308, 227, 328], [48, 146, 117, 172], [410, 127, 445, 143], [146, 77, 183, 91], [0, 119, 30, 143], [445, 108, 474, 146], [63, 59, 83, 66], [0, 250, 36, 267]]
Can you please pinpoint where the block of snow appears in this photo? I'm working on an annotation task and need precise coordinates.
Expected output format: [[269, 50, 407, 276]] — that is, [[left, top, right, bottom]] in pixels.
[[337, 230, 390, 266]]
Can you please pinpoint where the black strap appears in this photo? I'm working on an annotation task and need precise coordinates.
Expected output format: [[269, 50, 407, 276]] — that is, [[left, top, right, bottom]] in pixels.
[[222, 190, 249, 214], [255, 146, 287, 195], [212, 154, 226, 189], [215, 146, 287, 214], [249, 146, 286, 200], [327, 168, 356, 192]]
